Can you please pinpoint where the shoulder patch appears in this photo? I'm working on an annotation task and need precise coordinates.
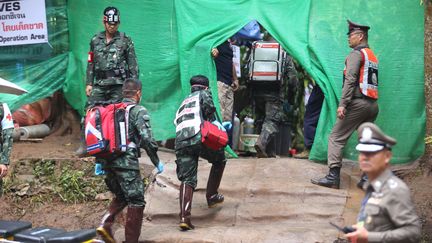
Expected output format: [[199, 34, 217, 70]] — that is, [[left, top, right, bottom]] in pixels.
[[1, 103, 14, 130], [388, 179, 398, 189]]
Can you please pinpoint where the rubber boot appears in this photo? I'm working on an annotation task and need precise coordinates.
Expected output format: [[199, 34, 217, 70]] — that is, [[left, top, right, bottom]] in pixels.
[[206, 163, 225, 208], [310, 167, 341, 189], [255, 130, 272, 158], [179, 183, 195, 231], [75, 131, 88, 158], [266, 137, 277, 158], [124, 206, 144, 243], [97, 198, 127, 243]]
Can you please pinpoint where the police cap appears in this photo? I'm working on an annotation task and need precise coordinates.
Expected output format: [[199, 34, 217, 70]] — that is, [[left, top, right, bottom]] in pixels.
[[356, 122, 397, 152], [347, 19, 370, 35], [190, 75, 209, 87], [103, 6, 120, 24]]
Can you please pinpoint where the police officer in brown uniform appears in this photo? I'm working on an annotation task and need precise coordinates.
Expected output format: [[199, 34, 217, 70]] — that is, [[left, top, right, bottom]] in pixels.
[[311, 20, 379, 189], [345, 122, 421, 243]]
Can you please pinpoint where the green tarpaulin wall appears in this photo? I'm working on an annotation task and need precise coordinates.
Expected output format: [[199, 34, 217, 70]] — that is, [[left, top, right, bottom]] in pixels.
[[0, 0, 424, 164]]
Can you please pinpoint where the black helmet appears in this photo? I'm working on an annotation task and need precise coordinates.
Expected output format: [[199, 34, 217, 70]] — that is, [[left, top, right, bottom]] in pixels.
[[190, 75, 209, 87], [103, 6, 120, 24]]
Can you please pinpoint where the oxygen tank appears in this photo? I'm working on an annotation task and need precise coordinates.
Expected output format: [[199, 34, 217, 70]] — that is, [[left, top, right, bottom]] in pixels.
[[239, 116, 257, 153], [232, 114, 240, 150], [242, 116, 254, 135]]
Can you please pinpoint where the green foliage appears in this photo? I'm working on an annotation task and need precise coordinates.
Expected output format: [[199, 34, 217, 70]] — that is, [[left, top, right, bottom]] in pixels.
[[55, 166, 88, 203], [5, 159, 107, 204], [33, 160, 56, 179]]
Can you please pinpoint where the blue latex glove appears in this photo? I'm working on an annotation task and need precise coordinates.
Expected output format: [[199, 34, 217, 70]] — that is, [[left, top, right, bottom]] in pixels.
[[283, 101, 292, 113], [222, 121, 232, 131], [212, 120, 226, 131], [156, 161, 164, 174], [94, 163, 105, 176]]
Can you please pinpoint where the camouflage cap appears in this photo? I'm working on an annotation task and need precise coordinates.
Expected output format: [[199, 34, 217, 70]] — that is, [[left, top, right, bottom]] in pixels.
[[356, 122, 397, 152]]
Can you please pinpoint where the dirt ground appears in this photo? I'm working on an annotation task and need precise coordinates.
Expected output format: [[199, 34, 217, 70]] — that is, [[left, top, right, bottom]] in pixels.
[[0, 130, 110, 231], [1, 128, 432, 241], [405, 170, 432, 241]]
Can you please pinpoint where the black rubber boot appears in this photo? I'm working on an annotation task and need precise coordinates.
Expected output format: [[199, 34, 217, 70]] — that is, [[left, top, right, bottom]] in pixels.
[[206, 163, 226, 208], [75, 131, 89, 158], [311, 167, 341, 189], [255, 130, 272, 158]]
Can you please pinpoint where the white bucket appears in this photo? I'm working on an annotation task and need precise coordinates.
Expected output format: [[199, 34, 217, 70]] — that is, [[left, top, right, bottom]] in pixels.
[[239, 134, 259, 153]]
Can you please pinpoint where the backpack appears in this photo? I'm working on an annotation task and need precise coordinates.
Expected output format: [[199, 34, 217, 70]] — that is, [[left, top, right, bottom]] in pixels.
[[249, 41, 287, 83], [84, 103, 135, 159]]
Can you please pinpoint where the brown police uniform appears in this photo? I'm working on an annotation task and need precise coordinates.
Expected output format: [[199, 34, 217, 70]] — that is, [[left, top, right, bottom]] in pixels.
[[327, 46, 379, 168], [355, 123, 421, 243], [311, 20, 379, 189], [358, 169, 421, 243], [327, 21, 379, 168]]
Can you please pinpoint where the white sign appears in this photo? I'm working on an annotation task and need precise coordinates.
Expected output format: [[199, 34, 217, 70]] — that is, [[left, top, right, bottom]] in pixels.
[[0, 0, 48, 46], [232, 44, 241, 78]]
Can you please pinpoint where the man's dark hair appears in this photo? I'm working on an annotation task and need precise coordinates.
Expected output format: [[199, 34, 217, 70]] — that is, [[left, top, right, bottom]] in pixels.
[[190, 75, 209, 87], [190, 75, 209, 92], [122, 78, 142, 98], [362, 31, 368, 41]]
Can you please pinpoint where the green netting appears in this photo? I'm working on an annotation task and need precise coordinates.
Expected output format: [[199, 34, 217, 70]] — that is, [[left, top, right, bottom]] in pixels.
[[65, 0, 181, 141], [0, 0, 425, 164]]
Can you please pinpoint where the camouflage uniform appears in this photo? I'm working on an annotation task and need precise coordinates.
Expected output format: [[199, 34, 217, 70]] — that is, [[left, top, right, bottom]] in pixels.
[[252, 55, 298, 156], [174, 89, 226, 188], [102, 98, 160, 207], [86, 31, 139, 106], [0, 103, 14, 197]]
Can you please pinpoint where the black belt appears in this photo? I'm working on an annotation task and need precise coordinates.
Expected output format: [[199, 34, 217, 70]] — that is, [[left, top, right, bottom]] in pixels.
[[96, 69, 121, 79]]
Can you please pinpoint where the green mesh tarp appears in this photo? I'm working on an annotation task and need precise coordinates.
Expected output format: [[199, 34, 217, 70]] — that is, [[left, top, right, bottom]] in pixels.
[[0, 0, 424, 164]]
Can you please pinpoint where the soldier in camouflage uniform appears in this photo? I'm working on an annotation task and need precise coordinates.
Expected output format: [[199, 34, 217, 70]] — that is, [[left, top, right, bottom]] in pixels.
[[76, 6, 139, 156], [174, 75, 227, 231], [252, 52, 299, 158], [96, 79, 163, 243], [0, 102, 14, 197]]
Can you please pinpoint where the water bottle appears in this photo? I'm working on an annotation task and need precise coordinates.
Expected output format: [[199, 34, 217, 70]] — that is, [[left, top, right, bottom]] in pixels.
[[232, 114, 240, 150]]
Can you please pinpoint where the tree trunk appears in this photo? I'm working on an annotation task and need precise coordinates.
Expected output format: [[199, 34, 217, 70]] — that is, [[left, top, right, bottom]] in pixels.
[[424, 1, 432, 176]]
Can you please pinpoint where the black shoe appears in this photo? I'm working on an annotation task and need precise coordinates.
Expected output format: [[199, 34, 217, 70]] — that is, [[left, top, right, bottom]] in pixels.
[[311, 167, 341, 189], [207, 193, 224, 208]]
